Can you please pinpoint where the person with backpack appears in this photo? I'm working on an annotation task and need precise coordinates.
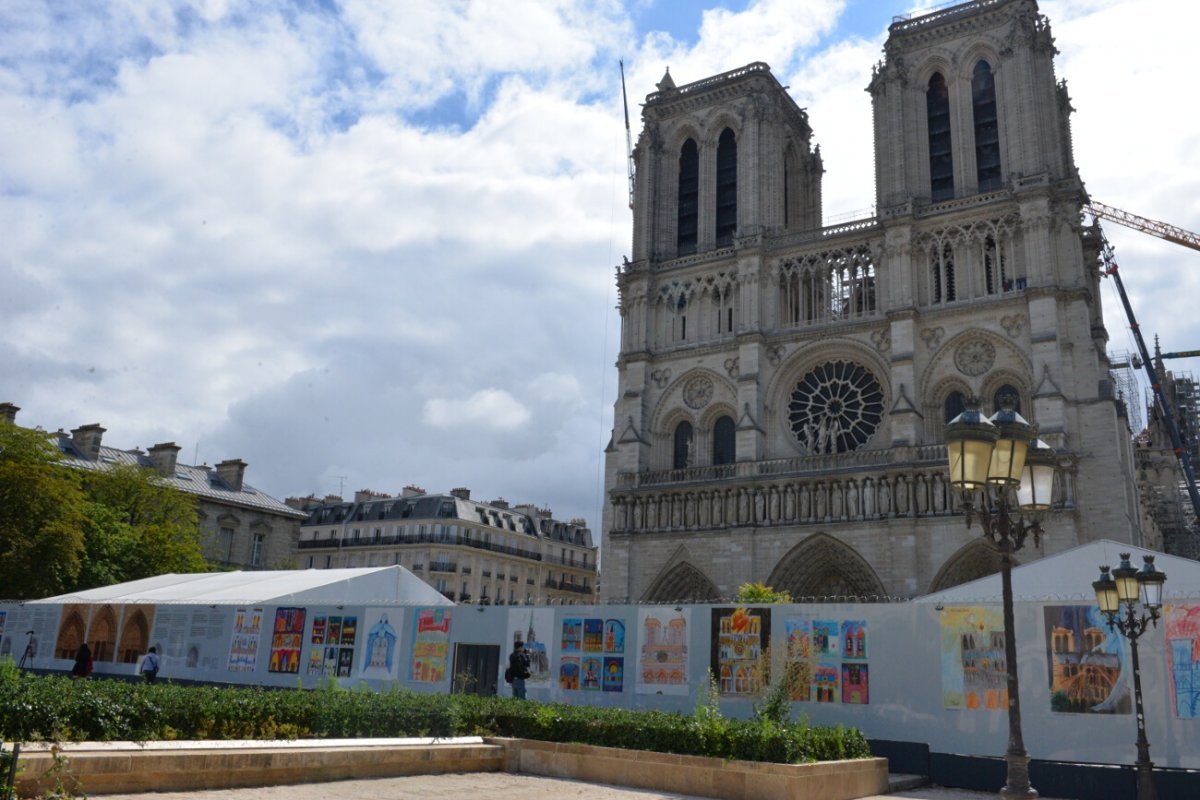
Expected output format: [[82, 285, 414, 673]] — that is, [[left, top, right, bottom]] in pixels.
[[140, 646, 160, 684], [506, 640, 532, 699]]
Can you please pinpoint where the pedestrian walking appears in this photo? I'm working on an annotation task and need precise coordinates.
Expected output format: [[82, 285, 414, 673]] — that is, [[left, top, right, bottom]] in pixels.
[[140, 646, 160, 684]]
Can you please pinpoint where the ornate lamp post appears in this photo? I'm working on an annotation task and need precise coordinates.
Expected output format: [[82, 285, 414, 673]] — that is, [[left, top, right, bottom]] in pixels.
[[1092, 553, 1167, 800], [944, 397, 1056, 800]]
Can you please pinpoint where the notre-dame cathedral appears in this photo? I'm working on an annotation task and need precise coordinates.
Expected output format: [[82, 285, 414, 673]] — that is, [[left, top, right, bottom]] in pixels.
[[600, 0, 1154, 602]]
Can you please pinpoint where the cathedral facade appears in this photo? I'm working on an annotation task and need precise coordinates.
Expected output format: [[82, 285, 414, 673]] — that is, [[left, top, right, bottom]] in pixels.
[[600, 0, 1149, 603]]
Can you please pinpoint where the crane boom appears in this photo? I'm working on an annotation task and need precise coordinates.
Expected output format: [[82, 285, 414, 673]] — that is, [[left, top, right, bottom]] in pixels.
[[620, 60, 635, 210], [1087, 201, 1200, 253]]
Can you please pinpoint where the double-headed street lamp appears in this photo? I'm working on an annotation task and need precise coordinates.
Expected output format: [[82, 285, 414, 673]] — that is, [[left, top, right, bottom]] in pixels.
[[944, 396, 1057, 800], [1092, 553, 1168, 800]]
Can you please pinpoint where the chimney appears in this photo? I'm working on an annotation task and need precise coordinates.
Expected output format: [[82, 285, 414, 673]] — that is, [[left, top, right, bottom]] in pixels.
[[71, 424, 106, 460], [491, 497, 509, 509], [450, 487, 471, 500], [401, 485, 425, 498], [147, 442, 181, 477], [0, 403, 18, 424], [215, 458, 247, 492]]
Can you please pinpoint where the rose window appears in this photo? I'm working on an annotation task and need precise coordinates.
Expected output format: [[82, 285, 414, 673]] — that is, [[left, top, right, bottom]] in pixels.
[[788, 360, 884, 454]]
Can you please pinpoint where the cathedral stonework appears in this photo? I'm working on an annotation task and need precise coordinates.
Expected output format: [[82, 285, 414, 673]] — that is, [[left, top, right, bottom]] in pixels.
[[601, 0, 1147, 602]]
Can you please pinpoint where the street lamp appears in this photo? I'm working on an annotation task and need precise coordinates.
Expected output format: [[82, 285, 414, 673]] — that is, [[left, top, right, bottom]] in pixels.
[[1092, 553, 1167, 800], [944, 396, 1055, 800]]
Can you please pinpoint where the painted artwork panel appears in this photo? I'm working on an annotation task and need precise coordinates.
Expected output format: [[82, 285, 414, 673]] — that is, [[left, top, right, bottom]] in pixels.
[[268, 607, 306, 674], [86, 604, 120, 662], [636, 607, 690, 695], [840, 620, 867, 660], [54, 603, 90, 661], [603, 619, 625, 654], [711, 607, 771, 697], [813, 620, 840, 658], [560, 657, 580, 689], [561, 618, 582, 654], [410, 608, 451, 683], [581, 656, 603, 691], [842, 663, 869, 704], [1165, 603, 1200, 719], [360, 608, 402, 681], [603, 657, 624, 692], [227, 607, 264, 672], [814, 663, 839, 703], [940, 607, 1006, 711], [115, 604, 156, 665], [583, 619, 604, 652], [783, 618, 813, 702], [1044, 605, 1130, 714], [506, 608, 554, 686]]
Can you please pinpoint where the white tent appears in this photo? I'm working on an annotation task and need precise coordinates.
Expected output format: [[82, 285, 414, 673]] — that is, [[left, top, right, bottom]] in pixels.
[[29, 566, 453, 607], [915, 539, 1200, 605]]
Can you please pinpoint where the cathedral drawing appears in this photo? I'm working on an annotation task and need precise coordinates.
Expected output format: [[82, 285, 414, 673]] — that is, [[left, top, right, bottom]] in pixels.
[[600, 0, 1151, 602]]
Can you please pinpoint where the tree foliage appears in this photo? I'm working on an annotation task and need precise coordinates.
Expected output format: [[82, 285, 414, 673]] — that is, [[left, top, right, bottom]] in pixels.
[[0, 422, 210, 599], [735, 581, 792, 604]]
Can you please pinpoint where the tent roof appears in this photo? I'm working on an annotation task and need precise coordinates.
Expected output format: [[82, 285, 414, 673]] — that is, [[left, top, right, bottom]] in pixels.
[[30, 566, 454, 607], [915, 539, 1200, 605]]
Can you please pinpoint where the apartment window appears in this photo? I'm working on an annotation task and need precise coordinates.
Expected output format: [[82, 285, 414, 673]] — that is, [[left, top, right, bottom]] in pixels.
[[307, 556, 314, 568], [434, 578, 448, 593], [324, 555, 331, 568], [352, 528, 361, 541], [219, 526, 235, 562], [250, 533, 264, 567]]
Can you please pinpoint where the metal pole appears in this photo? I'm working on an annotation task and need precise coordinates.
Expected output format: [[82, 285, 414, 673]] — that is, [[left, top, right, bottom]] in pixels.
[[997, 520, 1036, 800], [1125, 612, 1158, 800]]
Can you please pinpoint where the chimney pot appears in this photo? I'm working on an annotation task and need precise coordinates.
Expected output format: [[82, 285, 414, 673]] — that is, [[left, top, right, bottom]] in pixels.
[[215, 458, 247, 492], [450, 487, 471, 500], [71, 424, 106, 460], [0, 403, 19, 425], [147, 442, 182, 477]]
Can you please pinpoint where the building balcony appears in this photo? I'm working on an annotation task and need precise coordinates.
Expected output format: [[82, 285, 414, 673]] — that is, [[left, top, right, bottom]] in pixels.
[[296, 531, 546, 562], [482, 570, 492, 578], [429, 562, 457, 573], [460, 565, 472, 574]]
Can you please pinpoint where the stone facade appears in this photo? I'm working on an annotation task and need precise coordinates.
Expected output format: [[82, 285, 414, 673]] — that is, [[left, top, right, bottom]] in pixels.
[[601, 0, 1148, 602]]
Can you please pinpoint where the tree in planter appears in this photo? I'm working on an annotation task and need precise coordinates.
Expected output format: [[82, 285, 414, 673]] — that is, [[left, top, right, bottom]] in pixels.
[[736, 582, 792, 604]]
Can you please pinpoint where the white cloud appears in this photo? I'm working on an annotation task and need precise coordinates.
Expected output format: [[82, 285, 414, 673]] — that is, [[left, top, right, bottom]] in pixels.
[[424, 388, 533, 431]]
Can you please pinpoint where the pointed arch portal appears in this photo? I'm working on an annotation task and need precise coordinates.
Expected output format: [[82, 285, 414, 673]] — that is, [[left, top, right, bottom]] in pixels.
[[642, 561, 721, 603], [767, 533, 888, 600]]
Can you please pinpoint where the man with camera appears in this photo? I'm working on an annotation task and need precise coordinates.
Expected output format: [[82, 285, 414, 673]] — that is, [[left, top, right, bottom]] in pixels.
[[508, 640, 532, 699]]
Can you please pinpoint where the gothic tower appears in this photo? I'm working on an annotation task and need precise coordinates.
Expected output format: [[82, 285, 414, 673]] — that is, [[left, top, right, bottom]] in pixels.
[[601, 0, 1146, 602]]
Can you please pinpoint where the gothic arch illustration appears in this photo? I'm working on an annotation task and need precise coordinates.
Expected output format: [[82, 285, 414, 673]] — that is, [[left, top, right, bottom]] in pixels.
[[928, 538, 1010, 592], [642, 560, 721, 603], [766, 533, 888, 600]]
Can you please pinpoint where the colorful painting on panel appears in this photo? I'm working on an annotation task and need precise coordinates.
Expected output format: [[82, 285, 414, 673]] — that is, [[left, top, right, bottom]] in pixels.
[[813, 620, 840, 658], [115, 604, 156, 666], [1044, 605, 1130, 714], [583, 619, 604, 652], [561, 618, 583, 654], [841, 620, 867, 660], [581, 656, 603, 690], [559, 657, 580, 689], [603, 619, 625, 654], [711, 607, 771, 697], [636, 607, 690, 694], [940, 607, 1006, 710], [409, 607, 451, 683], [842, 663, 869, 704], [226, 607, 263, 672], [783, 618, 813, 701], [814, 663, 839, 703], [360, 609, 400, 681], [507, 608, 554, 686], [268, 607, 306, 674], [603, 657, 624, 692], [1165, 603, 1200, 719]]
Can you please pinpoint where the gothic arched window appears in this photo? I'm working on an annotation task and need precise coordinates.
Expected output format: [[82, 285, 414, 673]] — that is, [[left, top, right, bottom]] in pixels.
[[972, 60, 1001, 191], [677, 138, 699, 256], [984, 235, 1007, 294], [932, 242, 956, 303], [993, 384, 1021, 415], [944, 391, 966, 424], [715, 128, 737, 246], [927, 72, 953, 202], [713, 415, 736, 466], [673, 420, 694, 470]]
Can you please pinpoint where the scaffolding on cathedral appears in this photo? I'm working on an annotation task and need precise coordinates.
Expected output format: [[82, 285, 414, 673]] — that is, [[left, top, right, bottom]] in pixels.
[[1108, 349, 1144, 434]]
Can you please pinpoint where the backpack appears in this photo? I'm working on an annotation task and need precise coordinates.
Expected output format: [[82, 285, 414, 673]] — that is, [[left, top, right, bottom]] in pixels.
[[504, 665, 514, 683]]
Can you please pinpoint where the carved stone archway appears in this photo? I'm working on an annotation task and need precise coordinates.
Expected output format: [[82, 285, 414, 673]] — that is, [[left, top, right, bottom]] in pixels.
[[929, 538, 1008, 592], [642, 561, 721, 603], [767, 532, 888, 600]]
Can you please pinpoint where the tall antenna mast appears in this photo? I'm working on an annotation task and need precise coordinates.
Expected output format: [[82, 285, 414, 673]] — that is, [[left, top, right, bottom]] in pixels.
[[620, 60, 635, 210]]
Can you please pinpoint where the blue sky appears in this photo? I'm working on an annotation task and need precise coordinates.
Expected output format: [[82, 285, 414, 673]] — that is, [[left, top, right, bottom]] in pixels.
[[1, 0, 1197, 532]]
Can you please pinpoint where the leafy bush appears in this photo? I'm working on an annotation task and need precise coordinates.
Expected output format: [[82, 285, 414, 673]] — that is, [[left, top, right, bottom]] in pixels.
[[0, 668, 869, 765]]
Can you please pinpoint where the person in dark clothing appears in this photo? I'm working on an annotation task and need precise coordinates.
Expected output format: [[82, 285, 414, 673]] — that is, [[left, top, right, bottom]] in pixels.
[[508, 641, 532, 699], [71, 642, 93, 678], [140, 646, 160, 683]]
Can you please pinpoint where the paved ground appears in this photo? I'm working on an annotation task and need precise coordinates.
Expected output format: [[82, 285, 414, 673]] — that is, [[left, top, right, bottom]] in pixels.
[[90, 772, 1069, 800]]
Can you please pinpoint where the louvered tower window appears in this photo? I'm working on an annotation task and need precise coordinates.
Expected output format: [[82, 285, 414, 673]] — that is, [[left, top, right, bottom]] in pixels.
[[927, 73, 953, 202], [715, 128, 737, 246], [972, 61, 1001, 191], [677, 139, 699, 255]]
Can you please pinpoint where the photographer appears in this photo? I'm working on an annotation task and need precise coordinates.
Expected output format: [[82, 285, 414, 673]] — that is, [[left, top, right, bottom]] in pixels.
[[508, 641, 532, 699]]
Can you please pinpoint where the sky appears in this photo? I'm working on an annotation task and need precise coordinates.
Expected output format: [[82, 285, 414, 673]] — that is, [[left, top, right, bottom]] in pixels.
[[2, 0, 1198, 532]]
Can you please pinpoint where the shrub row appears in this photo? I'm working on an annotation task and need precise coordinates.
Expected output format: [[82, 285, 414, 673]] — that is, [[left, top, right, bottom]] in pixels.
[[0, 667, 869, 765]]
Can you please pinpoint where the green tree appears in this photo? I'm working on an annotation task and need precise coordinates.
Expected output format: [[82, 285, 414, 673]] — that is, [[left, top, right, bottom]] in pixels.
[[78, 463, 209, 588], [0, 422, 87, 598], [735, 581, 792, 604]]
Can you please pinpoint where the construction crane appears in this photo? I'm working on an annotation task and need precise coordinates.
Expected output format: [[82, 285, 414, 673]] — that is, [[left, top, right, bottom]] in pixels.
[[1089, 201, 1200, 524], [620, 60, 635, 210]]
